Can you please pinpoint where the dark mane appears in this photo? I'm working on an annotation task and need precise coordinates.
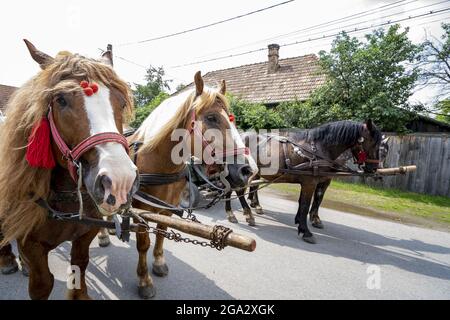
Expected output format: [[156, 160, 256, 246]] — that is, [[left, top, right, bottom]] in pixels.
[[292, 120, 381, 146]]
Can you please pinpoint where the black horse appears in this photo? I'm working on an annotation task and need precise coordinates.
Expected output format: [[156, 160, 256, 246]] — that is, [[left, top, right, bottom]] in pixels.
[[224, 120, 383, 244]]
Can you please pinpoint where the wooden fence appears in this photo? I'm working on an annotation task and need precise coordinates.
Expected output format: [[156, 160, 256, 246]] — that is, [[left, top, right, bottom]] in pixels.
[[343, 133, 450, 197]]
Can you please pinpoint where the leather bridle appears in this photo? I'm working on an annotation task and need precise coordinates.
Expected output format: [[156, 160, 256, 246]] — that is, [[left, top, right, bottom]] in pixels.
[[47, 106, 129, 182], [352, 138, 380, 166], [188, 109, 249, 165]]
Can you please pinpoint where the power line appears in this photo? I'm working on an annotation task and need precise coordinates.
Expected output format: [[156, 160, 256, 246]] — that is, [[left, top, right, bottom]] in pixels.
[[283, 0, 449, 46], [197, 0, 448, 60], [169, 8, 450, 68], [195, 0, 417, 59], [116, 0, 295, 47]]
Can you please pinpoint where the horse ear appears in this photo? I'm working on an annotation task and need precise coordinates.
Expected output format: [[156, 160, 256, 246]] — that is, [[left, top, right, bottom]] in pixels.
[[365, 119, 374, 132], [101, 50, 113, 67], [194, 71, 204, 96], [220, 79, 226, 95], [23, 39, 54, 69]]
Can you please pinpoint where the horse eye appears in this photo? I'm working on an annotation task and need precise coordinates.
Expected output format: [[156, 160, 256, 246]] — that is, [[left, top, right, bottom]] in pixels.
[[206, 115, 218, 123], [55, 95, 68, 107]]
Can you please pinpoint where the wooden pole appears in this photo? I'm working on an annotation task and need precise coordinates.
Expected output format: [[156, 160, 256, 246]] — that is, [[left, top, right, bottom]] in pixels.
[[133, 209, 256, 252], [107, 44, 113, 66]]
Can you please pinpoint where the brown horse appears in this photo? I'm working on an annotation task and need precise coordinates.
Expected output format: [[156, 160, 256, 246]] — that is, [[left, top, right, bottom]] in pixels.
[[123, 72, 258, 299], [0, 41, 139, 299], [224, 120, 382, 243]]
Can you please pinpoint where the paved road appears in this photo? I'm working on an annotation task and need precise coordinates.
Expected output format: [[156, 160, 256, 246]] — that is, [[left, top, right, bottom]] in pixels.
[[1, 190, 449, 300]]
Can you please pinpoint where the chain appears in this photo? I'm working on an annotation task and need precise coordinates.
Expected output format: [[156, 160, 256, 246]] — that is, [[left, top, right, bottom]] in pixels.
[[130, 211, 232, 251]]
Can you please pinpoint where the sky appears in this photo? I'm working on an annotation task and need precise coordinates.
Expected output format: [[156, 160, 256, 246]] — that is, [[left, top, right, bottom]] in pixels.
[[1, 0, 449, 106]]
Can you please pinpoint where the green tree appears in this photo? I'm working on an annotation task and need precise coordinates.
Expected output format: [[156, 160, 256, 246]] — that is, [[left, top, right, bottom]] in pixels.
[[130, 92, 170, 128], [435, 100, 450, 124], [418, 23, 450, 120], [133, 66, 172, 108], [311, 24, 421, 132]]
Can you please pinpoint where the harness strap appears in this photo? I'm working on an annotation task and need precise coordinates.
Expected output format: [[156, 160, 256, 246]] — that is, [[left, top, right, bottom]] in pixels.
[[139, 169, 188, 186], [36, 198, 132, 242], [133, 191, 184, 217]]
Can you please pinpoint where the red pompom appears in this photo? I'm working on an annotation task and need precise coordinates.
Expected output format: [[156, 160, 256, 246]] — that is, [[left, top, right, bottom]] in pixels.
[[80, 80, 89, 88], [90, 82, 99, 93], [84, 87, 94, 96], [26, 118, 55, 169], [357, 151, 367, 164], [229, 114, 235, 123]]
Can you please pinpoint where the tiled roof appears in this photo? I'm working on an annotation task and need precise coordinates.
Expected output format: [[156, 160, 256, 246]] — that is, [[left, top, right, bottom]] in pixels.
[[182, 54, 326, 104], [0, 84, 17, 112]]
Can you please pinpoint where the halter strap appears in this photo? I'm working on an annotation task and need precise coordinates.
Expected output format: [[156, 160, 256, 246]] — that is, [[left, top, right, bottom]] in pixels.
[[188, 110, 249, 164], [48, 107, 129, 181]]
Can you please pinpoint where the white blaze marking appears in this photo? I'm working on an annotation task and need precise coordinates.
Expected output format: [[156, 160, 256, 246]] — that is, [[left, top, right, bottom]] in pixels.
[[83, 84, 137, 211], [224, 111, 259, 178]]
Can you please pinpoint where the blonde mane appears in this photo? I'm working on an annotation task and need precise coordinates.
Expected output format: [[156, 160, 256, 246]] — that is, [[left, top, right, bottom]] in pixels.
[[135, 87, 229, 153], [0, 52, 134, 244]]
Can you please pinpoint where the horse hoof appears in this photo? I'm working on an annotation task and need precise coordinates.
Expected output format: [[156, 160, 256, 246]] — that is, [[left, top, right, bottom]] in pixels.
[[227, 216, 238, 224], [98, 236, 111, 247], [255, 207, 263, 215], [302, 235, 317, 244], [312, 221, 324, 229], [21, 265, 29, 277], [138, 285, 156, 300], [152, 263, 169, 277], [246, 218, 256, 226], [1, 261, 19, 275]]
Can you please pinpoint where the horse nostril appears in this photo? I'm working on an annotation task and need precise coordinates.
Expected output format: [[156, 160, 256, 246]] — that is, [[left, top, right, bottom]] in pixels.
[[106, 194, 116, 206], [101, 175, 112, 191], [238, 165, 252, 180]]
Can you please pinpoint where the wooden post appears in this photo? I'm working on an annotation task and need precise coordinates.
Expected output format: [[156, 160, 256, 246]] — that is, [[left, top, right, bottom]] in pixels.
[[107, 44, 113, 66]]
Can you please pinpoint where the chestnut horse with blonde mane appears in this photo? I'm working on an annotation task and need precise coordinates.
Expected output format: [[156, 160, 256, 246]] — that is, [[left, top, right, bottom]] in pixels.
[[119, 72, 258, 299], [0, 40, 139, 299]]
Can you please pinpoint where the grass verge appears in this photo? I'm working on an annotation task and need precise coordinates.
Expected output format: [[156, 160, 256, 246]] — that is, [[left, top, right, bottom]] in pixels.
[[267, 181, 450, 231]]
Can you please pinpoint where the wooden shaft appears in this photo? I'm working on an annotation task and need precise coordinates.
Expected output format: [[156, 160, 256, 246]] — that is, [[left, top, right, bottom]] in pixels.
[[376, 165, 417, 175], [134, 210, 256, 252]]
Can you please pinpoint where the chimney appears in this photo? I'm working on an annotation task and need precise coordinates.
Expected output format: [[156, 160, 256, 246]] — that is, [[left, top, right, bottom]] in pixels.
[[268, 44, 280, 73]]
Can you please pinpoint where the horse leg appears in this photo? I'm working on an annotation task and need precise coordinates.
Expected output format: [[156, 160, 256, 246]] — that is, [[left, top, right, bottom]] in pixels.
[[18, 241, 54, 300], [66, 229, 98, 300], [135, 221, 155, 299], [225, 191, 238, 223], [237, 189, 255, 226], [309, 179, 331, 229], [152, 223, 169, 277], [295, 183, 317, 244], [97, 227, 111, 248], [0, 239, 18, 275], [249, 186, 263, 215]]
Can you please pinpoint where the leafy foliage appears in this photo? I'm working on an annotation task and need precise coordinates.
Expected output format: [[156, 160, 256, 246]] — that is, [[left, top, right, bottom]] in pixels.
[[133, 66, 172, 108], [311, 25, 421, 132], [418, 23, 450, 118], [227, 94, 286, 130], [130, 92, 169, 128]]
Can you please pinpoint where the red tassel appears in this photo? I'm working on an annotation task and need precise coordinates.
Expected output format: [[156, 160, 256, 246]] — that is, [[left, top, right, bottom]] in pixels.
[[26, 118, 55, 169]]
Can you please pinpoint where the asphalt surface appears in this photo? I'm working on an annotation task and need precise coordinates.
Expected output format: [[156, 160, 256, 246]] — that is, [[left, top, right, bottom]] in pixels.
[[1, 189, 449, 300]]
